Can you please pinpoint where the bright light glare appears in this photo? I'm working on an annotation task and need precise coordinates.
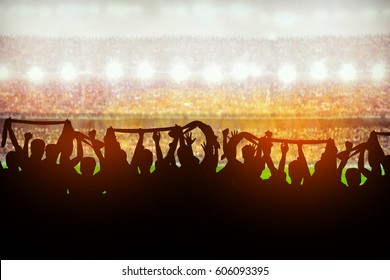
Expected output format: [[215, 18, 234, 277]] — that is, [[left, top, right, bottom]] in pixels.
[[311, 62, 327, 80], [232, 63, 249, 80], [203, 65, 223, 83], [170, 63, 190, 82], [61, 63, 77, 80], [278, 65, 296, 84], [0, 65, 10, 80], [339, 64, 357, 82], [137, 62, 154, 80], [27, 66, 44, 82], [371, 63, 386, 81], [250, 65, 262, 77], [106, 62, 123, 80]]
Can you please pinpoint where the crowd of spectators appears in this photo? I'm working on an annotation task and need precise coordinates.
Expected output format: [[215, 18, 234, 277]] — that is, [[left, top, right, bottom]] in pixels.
[[1, 34, 389, 73], [2, 122, 388, 167], [1, 34, 389, 119], [1, 80, 389, 119]]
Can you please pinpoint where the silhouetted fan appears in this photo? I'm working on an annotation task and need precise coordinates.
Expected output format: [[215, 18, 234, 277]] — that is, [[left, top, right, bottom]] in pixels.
[[1, 118, 389, 259]]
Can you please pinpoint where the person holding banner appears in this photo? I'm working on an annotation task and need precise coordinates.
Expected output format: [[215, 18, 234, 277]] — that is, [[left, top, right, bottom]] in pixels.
[[288, 142, 311, 188]]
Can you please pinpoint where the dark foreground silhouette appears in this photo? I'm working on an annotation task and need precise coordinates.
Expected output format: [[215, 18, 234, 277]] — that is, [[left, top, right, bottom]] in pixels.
[[1, 118, 389, 259]]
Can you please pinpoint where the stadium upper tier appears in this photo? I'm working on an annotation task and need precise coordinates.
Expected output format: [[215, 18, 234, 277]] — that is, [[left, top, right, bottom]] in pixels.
[[0, 35, 389, 119], [0, 80, 388, 119]]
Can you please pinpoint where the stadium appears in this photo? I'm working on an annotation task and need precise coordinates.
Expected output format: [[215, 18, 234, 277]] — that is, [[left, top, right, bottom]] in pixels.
[[1, 0, 389, 260], [1, 34, 389, 166]]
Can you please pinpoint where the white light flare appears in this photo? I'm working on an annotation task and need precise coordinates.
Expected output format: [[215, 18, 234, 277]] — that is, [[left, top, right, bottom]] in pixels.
[[232, 63, 250, 81], [27, 66, 44, 82], [106, 62, 123, 80], [170, 63, 190, 82], [0, 65, 10, 80], [61, 63, 77, 81], [371, 63, 386, 81], [278, 65, 297, 84], [203, 65, 223, 84], [311, 62, 327, 81], [339, 63, 357, 82], [137, 61, 154, 80], [250, 65, 262, 77]]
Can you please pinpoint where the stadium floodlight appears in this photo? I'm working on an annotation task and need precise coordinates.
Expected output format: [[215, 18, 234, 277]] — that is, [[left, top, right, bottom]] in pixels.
[[232, 63, 250, 81], [339, 63, 357, 82], [371, 63, 386, 81], [106, 62, 123, 80], [311, 62, 327, 80], [250, 65, 262, 77], [203, 65, 223, 84], [278, 65, 296, 84], [27, 66, 44, 82], [137, 62, 154, 80], [170, 63, 190, 82], [61, 63, 77, 81], [0, 65, 10, 80]]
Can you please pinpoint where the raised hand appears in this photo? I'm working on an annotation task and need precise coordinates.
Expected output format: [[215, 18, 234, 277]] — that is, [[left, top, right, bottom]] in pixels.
[[24, 132, 33, 141], [4, 117, 12, 130], [265, 130, 273, 139], [222, 128, 229, 138], [168, 125, 183, 138], [153, 131, 161, 143], [88, 129, 97, 140], [281, 143, 289, 154], [345, 141, 353, 151], [228, 130, 239, 140], [184, 132, 196, 146], [201, 141, 211, 153], [212, 135, 220, 149]]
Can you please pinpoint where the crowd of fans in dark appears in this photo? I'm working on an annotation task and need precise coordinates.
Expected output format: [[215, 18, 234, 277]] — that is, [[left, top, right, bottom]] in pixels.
[[1, 34, 389, 259], [1, 118, 389, 259]]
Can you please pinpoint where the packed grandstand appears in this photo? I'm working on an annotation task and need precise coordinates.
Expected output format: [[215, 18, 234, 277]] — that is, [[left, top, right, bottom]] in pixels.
[[0, 34, 389, 118], [0, 34, 389, 165]]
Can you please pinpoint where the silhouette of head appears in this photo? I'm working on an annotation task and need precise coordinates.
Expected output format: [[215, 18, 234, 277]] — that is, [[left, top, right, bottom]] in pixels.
[[118, 149, 128, 165], [110, 149, 128, 171], [314, 159, 331, 176], [80, 157, 96, 176], [288, 159, 305, 186], [45, 144, 59, 162], [178, 146, 199, 168], [345, 168, 361, 187], [242, 145, 255, 163], [31, 139, 45, 160], [139, 148, 153, 174], [6, 151, 19, 171]]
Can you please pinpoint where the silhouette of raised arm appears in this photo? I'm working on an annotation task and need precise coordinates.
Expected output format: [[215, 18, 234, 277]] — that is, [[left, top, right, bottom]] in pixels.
[[278, 143, 289, 173], [358, 143, 371, 179], [297, 141, 311, 181], [153, 131, 163, 162], [131, 130, 144, 167], [5, 118, 22, 153]]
